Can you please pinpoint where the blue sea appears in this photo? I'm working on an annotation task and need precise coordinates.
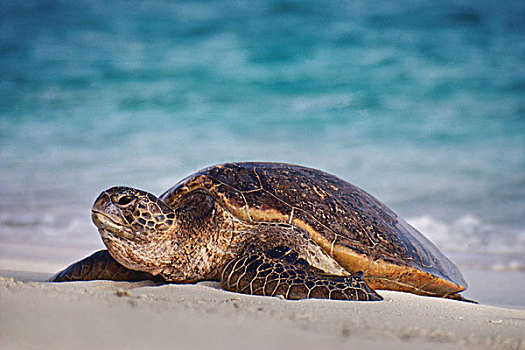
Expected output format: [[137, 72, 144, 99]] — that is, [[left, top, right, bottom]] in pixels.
[[1, 1, 524, 286]]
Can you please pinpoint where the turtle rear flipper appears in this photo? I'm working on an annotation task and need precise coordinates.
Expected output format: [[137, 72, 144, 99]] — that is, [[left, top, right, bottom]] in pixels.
[[220, 246, 382, 301], [51, 250, 161, 282], [444, 292, 478, 303]]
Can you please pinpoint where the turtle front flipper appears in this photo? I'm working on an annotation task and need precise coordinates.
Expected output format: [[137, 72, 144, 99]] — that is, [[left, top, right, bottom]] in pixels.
[[51, 250, 161, 282], [220, 246, 382, 301]]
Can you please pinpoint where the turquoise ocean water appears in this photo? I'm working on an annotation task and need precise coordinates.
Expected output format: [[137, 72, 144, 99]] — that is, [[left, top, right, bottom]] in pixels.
[[1, 1, 524, 276]]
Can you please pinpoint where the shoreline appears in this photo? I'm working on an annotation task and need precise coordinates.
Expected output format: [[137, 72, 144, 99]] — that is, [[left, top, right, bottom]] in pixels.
[[1, 267, 524, 350]]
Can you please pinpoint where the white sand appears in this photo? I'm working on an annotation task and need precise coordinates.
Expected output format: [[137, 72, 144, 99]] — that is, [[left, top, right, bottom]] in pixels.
[[1, 264, 524, 350]]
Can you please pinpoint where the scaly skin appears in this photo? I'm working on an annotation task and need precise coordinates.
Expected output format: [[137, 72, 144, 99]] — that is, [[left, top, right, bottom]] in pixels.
[[53, 187, 381, 301], [52, 162, 470, 302], [221, 246, 381, 301], [51, 250, 160, 282]]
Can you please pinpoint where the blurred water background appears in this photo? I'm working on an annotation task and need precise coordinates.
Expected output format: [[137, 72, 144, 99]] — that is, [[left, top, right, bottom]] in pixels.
[[1, 0, 524, 281]]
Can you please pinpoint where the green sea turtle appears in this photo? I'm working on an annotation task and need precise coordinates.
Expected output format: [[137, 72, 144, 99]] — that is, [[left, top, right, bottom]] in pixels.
[[52, 162, 469, 301]]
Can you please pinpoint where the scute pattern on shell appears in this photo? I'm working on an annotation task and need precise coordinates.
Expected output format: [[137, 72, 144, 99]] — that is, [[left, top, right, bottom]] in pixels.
[[161, 162, 466, 290]]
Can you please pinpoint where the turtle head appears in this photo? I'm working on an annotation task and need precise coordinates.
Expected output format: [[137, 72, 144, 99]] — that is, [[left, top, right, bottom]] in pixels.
[[91, 186, 178, 276]]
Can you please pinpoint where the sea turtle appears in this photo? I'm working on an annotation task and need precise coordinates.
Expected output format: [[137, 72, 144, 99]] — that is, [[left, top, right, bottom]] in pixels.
[[52, 162, 469, 301]]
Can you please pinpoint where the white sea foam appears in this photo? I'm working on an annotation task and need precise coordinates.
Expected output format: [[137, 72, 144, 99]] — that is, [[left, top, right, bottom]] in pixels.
[[407, 215, 525, 271]]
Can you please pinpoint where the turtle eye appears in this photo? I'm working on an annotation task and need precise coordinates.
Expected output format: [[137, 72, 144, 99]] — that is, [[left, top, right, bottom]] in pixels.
[[115, 195, 135, 207]]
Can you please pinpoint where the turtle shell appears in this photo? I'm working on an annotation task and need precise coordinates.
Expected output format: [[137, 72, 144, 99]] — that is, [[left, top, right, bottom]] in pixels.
[[160, 162, 467, 297]]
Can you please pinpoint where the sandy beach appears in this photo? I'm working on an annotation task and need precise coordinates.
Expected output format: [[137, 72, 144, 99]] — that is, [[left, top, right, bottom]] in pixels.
[[1, 248, 524, 350], [2, 1, 525, 349]]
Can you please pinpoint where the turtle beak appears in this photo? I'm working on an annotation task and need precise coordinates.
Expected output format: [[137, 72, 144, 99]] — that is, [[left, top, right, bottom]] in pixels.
[[92, 191, 110, 210], [91, 191, 126, 230], [92, 190, 128, 216]]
